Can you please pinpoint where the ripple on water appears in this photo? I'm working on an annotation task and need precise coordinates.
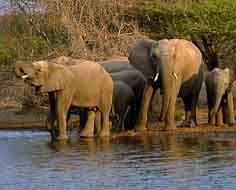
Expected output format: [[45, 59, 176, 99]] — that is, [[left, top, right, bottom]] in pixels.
[[0, 132, 236, 189]]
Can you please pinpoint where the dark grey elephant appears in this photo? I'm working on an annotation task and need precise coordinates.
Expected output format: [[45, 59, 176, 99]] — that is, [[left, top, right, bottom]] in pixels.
[[110, 69, 146, 126], [128, 38, 204, 130], [205, 67, 235, 126], [111, 80, 136, 131]]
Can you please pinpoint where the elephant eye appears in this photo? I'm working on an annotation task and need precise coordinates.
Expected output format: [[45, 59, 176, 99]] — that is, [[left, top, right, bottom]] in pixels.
[[20, 68, 25, 73]]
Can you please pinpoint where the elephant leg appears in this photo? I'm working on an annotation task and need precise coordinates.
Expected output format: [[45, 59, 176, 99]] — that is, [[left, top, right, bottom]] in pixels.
[[182, 95, 198, 128], [181, 96, 192, 127], [136, 83, 154, 131], [164, 80, 182, 130], [56, 92, 72, 141], [209, 109, 216, 125], [225, 92, 235, 125], [165, 93, 177, 130], [190, 93, 200, 127], [46, 115, 57, 141], [99, 110, 111, 137], [79, 109, 87, 131], [121, 105, 131, 131], [165, 96, 176, 130], [80, 110, 95, 138], [56, 105, 69, 141], [216, 107, 223, 126], [95, 111, 101, 135], [191, 106, 198, 127], [149, 89, 160, 113], [47, 92, 57, 140]]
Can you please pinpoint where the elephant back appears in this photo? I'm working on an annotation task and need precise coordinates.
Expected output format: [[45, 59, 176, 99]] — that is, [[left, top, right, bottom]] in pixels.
[[98, 58, 134, 73], [128, 39, 157, 78]]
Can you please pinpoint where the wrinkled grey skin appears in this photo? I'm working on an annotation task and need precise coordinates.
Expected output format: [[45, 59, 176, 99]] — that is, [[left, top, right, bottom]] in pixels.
[[205, 68, 235, 126], [111, 80, 136, 131], [98, 58, 134, 73], [110, 70, 146, 126], [129, 38, 204, 130]]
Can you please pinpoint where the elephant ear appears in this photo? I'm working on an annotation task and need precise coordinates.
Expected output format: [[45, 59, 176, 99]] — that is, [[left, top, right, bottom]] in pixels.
[[223, 68, 233, 91], [42, 64, 67, 92]]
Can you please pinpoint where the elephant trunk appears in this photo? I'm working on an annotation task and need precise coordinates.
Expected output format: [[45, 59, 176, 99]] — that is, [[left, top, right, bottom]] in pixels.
[[159, 56, 172, 122]]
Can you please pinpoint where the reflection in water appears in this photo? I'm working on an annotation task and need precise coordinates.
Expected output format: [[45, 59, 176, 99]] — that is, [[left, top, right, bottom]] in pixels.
[[1, 131, 236, 189]]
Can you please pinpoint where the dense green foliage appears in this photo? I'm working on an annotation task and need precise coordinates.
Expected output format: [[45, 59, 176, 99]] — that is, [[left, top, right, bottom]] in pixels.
[[140, 0, 236, 37], [0, 13, 70, 69], [139, 0, 236, 69]]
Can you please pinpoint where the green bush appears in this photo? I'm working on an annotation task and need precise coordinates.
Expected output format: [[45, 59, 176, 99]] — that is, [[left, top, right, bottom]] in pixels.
[[138, 0, 236, 68], [140, 0, 236, 38]]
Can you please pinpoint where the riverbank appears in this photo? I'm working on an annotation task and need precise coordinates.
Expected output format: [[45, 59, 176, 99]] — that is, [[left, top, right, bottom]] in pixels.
[[1, 106, 236, 138]]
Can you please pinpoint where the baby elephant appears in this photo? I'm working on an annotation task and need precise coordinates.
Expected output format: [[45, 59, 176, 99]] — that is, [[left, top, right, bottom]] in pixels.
[[111, 80, 136, 131], [205, 67, 235, 126]]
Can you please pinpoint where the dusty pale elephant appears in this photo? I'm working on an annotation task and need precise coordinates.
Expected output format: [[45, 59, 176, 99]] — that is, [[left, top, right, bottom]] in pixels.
[[15, 59, 113, 141], [205, 67, 235, 126], [128, 38, 204, 130]]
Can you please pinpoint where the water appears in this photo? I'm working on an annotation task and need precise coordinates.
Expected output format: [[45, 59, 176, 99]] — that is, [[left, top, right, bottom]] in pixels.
[[1, 131, 236, 190]]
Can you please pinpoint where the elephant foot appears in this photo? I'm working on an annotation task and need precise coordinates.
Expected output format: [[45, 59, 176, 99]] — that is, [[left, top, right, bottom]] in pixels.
[[181, 120, 196, 128], [216, 121, 224, 127], [164, 125, 176, 131], [227, 122, 235, 127], [80, 128, 94, 138], [56, 134, 68, 141], [99, 128, 110, 137], [208, 120, 215, 126], [135, 124, 147, 132]]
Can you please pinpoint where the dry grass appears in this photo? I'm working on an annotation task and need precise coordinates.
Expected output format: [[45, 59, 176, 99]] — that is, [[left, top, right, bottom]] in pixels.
[[40, 0, 144, 60]]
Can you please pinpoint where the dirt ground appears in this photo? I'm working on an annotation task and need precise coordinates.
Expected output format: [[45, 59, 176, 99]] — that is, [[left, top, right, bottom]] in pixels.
[[1, 105, 236, 137], [1, 70, 236, 135]]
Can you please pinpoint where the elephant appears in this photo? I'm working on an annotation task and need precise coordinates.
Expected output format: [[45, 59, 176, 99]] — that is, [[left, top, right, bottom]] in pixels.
[[205, 67, 235, 126], [98, 57, 134, 73], [111, 80, 136, 131], [66, 58, 138, 133], [110, 69, 146, 127], [128, 38, 204, 130], [15, 59, 113, 140]]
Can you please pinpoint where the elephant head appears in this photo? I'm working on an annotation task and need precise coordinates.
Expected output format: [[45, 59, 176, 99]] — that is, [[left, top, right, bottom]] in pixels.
[[128, 39, 178, 121], [15, 60, 71, 93]]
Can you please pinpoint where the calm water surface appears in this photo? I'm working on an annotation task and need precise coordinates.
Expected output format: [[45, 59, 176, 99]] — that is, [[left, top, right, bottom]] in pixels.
[[1, 130, 236, 190]]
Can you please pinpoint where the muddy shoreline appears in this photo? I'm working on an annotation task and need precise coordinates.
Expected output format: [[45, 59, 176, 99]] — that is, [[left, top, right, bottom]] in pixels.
[[1, 107, 236, 137]]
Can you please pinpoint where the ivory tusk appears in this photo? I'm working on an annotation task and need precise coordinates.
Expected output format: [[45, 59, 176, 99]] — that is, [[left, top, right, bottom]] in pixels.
[[21, 75, 29, 79], [173, 72, 178, 79], [154, 73, 159, 82]]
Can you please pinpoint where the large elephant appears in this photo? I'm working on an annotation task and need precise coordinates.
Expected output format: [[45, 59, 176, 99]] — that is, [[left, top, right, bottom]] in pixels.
[[111, 80, 136, 131], [128, 38, 204, 130], [15, 59, 113, 140], [205, 67, 235, 126], [66, 56, 140, 133], [110, 69, 146, 127]]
